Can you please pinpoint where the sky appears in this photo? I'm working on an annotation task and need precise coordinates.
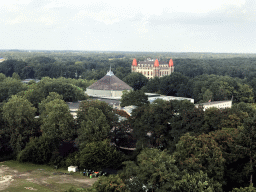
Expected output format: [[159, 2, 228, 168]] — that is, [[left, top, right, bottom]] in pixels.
[[1, 0, 256, 53]]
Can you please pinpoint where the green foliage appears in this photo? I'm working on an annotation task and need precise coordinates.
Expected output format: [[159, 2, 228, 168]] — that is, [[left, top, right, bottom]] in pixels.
[[40, 99, 75, 141], [173, 133, 226, 184], [77, 99, 118, 129], [120, 148, 180, 192], [0, 59, 27, 77], [12, 72, 20, 80], [173, 170, 223, 192], [0, 73, 6, 82], [130, 99, 196, 150], [236, 117, 256, 187], [208, 129, 249, 191], [203, 108, 224, 132], [17, 82, 44, 110], [202, 89, 213, 103], [65, 151, 80, 167], [17, 136, 55, 164], [236, 83, 254, 103], [188, 74, 254, 103], [2, 95, 37, 155], [231, 184, 256, 192], [141, 76, 160, 93], [0, 77, 27, 102], [39, 77, 88, 102], [232, 102, 256, 118], [120, 90, 149, 107], [159, 72, 189, 96], [39, 92, 63, 114], [91, 175, 128, 192], [123, 72, 148, 90], [79, 140, 124, 170], [77, 107, 111, 148]]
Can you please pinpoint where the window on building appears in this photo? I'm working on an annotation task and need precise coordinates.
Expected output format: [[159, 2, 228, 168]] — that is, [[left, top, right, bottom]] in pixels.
[[151, 71, 152, 75]]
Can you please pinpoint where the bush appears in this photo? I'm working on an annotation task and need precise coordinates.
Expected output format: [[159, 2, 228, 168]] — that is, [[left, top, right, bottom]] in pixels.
[[91, 175, 129, 192], [49, 151, 66, 168], [17, 136, 54, 164]]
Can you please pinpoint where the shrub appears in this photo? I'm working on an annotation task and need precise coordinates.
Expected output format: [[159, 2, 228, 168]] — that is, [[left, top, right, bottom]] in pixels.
[[17, 136, 54, 164], [92, 175, 129, 192]]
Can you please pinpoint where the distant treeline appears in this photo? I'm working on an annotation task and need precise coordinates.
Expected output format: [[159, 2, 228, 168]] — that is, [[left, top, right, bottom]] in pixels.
[[0, 51, 256, 103]]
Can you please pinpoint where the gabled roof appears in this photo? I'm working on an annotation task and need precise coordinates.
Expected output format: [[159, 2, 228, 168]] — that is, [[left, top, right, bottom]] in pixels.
[[87, 70, 133, 91]]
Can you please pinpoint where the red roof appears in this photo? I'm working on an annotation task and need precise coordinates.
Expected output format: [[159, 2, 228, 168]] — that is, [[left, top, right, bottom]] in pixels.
[[154, 59, 159, 67], [132, 58, 137, 66], [169, 59, 174, 67]]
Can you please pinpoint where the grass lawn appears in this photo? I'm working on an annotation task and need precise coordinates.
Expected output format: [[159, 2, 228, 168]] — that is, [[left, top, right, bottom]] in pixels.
[[0, 160, 98, 192]]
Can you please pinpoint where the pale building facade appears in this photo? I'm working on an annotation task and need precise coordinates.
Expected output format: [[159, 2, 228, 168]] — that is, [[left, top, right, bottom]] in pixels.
[[131, 58, 174, 79], [195, 100, 232, 111]]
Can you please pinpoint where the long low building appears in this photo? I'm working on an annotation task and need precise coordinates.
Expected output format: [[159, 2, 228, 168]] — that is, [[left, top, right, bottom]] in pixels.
[[148, 95, 194, 104], [195, 100, 232, 111]]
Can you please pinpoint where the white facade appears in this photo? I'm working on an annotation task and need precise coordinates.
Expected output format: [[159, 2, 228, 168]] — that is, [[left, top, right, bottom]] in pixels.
[[195, 100, 232, 111], [86, 89, 125, 97], [148, 96, 194, 104]]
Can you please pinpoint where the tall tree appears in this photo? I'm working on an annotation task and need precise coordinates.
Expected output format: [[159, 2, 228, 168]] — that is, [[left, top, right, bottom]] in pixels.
[[173, 133, 226, 185], [0, 77, 27, 102], [237, 117, 256, 186], [77, 107, 111, 148], [79, 139, 124, 170], [77, 99, 118, 129], [39, 92, 63, 114], [120, 148, 180, 192], [159, 72, 189, 96], [2, 95, 37, 155], [40, 99, 75, 142]]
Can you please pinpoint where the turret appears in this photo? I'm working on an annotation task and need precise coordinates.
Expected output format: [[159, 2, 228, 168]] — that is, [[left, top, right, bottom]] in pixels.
[[132, 58, 137, 66], [154, 59, 159, 67], [169, 59, 174, 67]]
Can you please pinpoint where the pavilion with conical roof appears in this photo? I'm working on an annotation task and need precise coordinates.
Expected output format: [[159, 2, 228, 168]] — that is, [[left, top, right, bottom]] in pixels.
[[86, 69, 133, 97]]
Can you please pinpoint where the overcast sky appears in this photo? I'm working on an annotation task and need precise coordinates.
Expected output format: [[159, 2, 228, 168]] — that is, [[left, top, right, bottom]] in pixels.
[[1, 0, 256, 53]]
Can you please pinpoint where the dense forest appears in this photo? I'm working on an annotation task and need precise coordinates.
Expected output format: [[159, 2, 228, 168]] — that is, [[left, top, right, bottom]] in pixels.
[[0, 50, 256, 191]]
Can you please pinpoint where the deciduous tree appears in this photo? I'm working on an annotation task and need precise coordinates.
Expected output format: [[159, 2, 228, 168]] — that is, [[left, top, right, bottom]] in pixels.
[[40, 99, 75, 141], [2, 95, 37, 155]]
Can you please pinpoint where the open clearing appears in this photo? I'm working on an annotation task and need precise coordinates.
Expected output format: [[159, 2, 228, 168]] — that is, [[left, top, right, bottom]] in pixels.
[[0, 161, 98, 192]]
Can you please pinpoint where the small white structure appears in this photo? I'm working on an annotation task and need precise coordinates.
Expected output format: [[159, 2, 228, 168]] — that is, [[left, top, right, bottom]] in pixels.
[[68, 166, 78, 172]]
